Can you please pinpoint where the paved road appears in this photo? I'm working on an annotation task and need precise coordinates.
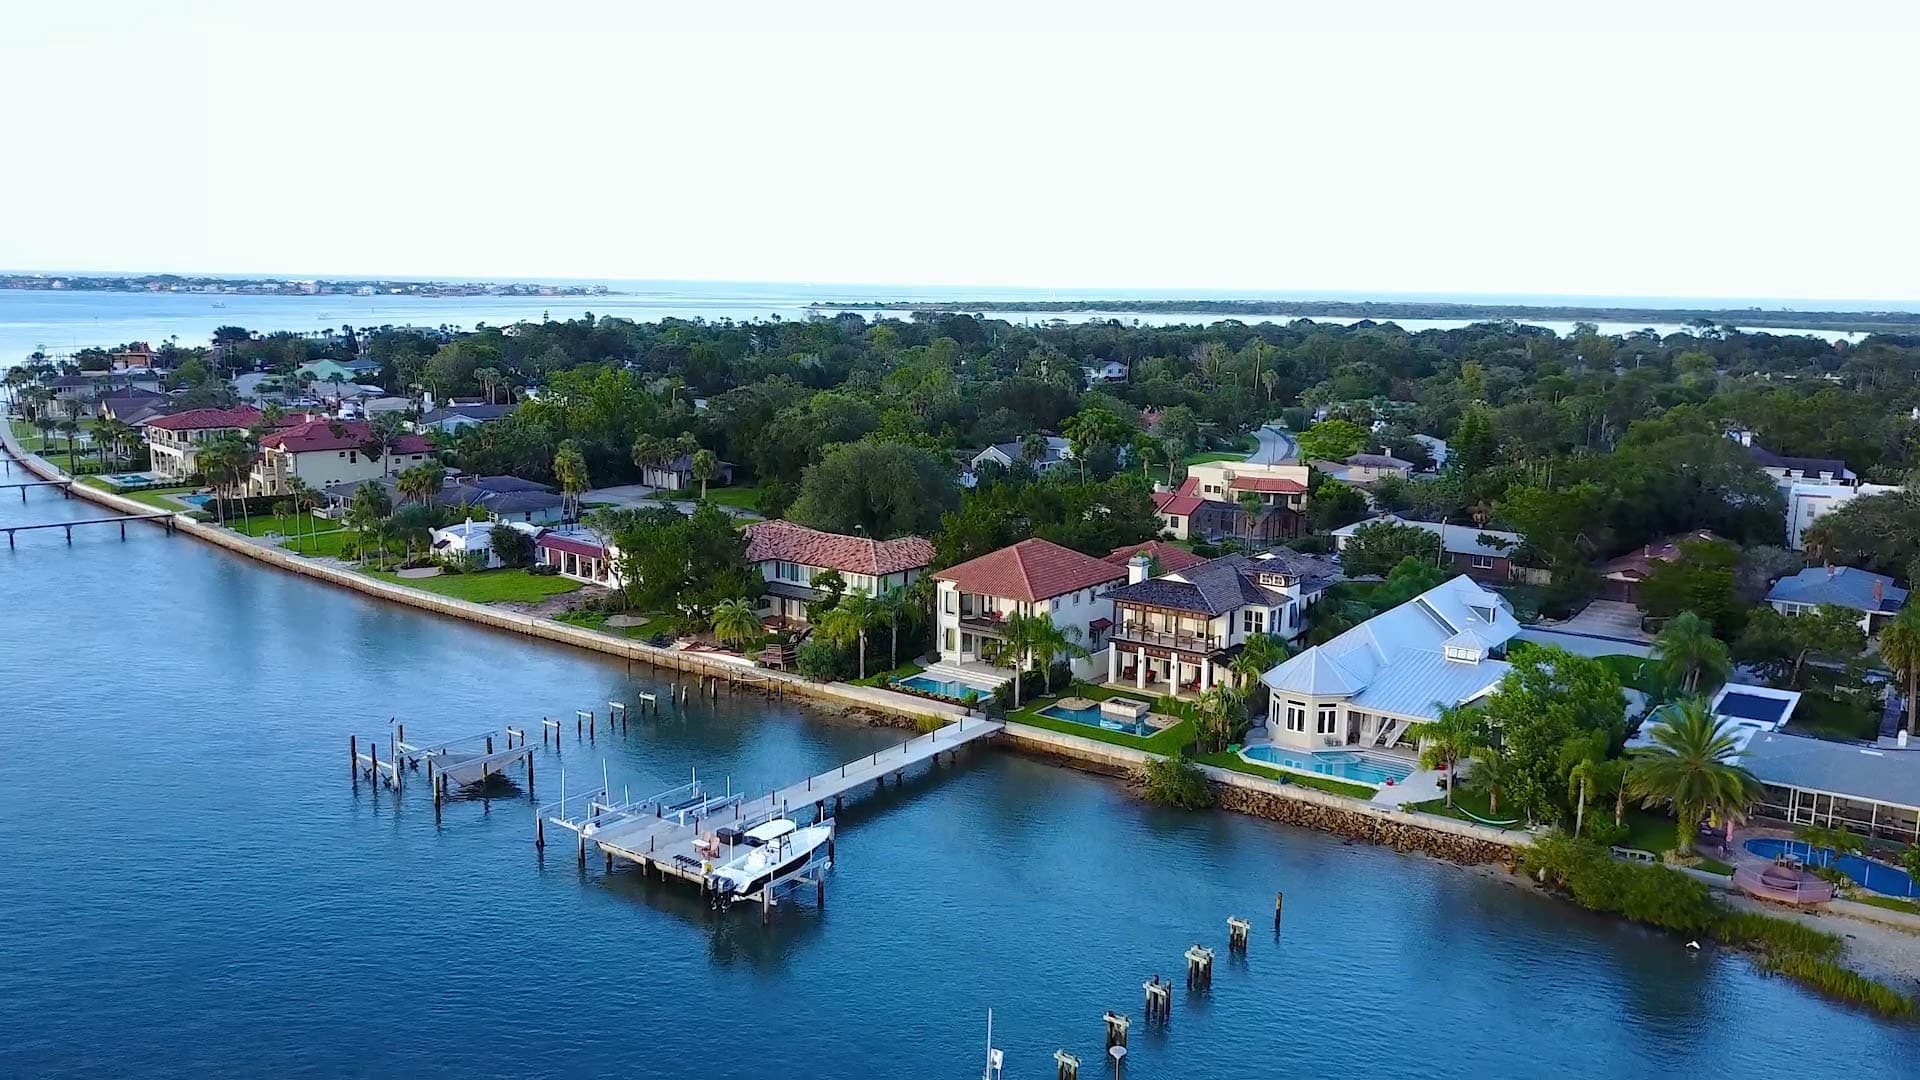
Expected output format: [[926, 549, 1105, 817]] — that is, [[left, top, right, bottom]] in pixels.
[[1246, 423, 1299, 465], [583, 483, 760, 520]]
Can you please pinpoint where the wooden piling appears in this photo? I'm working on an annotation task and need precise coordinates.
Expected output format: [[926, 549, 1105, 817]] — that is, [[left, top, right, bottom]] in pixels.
[[536, 814, 545, 849], [1143, 976, 1171, 1021], [1103, 1011, 1129, 1051], [1184, 945, 1215, 990], [1228, 916, 1250, 951], [526, 752, 535, 800], [1274, 890, 1284, 931], [1055, 1050, 1080, 1080], [349, 735, 357, 781]]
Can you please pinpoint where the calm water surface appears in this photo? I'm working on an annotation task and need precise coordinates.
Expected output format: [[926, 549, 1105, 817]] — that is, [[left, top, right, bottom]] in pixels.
[[0, 478, 1914, 1078]]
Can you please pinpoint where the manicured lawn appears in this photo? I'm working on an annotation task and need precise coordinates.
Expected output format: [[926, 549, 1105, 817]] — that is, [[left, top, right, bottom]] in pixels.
[[1193, 749, 1376, 799], [284, 529, 360, 557], [1784, 692, 1880, 742], [1010, 685, 1195, 754], [1695, 857, 1735, 876], [1595, 653, 1662, 694], [231, 512, 342, 539], [1412, 784, 1526, 829], [1182, 450, 1246, 465], [366, 568, 583, 603], [555, 608, 671, 639], [1856, 895, 1920, 916], [120, 486, 199, 510], [698, 484, 764, 510]]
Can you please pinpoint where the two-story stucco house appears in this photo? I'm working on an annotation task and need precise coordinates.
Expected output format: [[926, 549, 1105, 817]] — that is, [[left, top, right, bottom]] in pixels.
[[142, 405, 266, 481], [1259, 575, 1518, 753], [1156, 459, 1310, 541], [743, 520, 934, 626], [249, 418, 431, 496], [1103, 548, 1339, 696], [932, 538, 1126, 683]]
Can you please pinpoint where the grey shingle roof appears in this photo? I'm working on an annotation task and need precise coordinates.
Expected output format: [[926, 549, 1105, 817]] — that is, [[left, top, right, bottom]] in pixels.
[[1108, 551, 1337, 616], [1766, 566, 1907, 613], [1745, 443, 1849, 478], [1742, 732, 1920, 810]]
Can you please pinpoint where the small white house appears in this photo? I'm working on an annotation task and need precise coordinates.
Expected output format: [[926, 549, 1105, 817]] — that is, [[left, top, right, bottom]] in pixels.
[[430, 521, 513, 569]]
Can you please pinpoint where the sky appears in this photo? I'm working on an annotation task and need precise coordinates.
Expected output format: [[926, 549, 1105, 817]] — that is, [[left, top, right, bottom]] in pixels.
[[4, 1, 1918, 301]]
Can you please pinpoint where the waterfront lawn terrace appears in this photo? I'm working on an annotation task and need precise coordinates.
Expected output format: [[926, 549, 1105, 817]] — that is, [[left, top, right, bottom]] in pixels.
[[366, 568, 583, 603], [1192, 749, 1375, 799], [229, 512, 345, 539], [555, 608, 672, 640], [1010, 684, 1195, 754]]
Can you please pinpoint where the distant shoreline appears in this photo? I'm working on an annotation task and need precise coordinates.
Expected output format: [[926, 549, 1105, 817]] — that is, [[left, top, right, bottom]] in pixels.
[[0, 273, 613, 300], [814, 298, 1920, 334]]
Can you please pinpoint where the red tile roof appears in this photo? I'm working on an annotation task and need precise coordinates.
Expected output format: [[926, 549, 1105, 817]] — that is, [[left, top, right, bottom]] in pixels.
[[934, 538, 1125, 602], [1153, 477, 1206, 517], [1228, 475, 1307, 494], [143, 405, 264, 431], [1106, 540, 1206, 573], [744, 520, 933, 577], [260, 419, 431, 455]]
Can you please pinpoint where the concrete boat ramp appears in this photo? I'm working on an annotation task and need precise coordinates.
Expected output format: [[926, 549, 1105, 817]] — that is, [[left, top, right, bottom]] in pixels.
[[539, 716, 1002, 916]]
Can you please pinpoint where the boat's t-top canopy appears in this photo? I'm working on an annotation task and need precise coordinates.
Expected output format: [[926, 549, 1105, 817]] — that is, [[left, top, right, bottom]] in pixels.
[[745, 818, 797, 844]]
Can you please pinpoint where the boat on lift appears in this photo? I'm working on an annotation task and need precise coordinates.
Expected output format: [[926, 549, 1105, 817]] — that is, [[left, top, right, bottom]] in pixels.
[[705, 817, 833, 905]]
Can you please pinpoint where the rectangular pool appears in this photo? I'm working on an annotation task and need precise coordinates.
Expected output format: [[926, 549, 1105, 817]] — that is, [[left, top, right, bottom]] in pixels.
[[1038, 702, 1154, 737], [895, 675, 991, 703], [1240, 746, 1413, 787]]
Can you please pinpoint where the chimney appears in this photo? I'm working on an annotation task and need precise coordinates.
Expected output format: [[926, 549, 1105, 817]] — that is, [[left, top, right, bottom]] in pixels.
[[1128, 554, 1152, 584], [1826, 563, 1836, 580]]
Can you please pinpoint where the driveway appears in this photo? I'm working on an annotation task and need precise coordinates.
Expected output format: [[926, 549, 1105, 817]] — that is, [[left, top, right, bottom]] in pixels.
[[1526, 600, 1653, 649], [582, 484, 759, 519]]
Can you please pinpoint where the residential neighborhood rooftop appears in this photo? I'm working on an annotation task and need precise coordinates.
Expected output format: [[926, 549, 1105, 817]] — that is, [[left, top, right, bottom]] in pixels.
[[1741, 732, 1920, 812], [1105, 539, 1206, 573], [743, 519, 934, 577], [263, 418, 431, 455], [1766, 565, 1908, 614], [143, 405, 265, 431], [1108, 550, 1337, 617], [934, 537, 1125, 601], [1331, 514, 1522, 558]]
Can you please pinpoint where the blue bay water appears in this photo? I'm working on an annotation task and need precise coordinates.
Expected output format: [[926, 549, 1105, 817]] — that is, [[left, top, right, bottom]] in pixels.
[[0, 477, 1915, 1078]]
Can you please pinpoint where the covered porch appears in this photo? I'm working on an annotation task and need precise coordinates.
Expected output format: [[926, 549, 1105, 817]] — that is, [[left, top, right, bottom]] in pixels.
[[1106, 642, 1227, 699]]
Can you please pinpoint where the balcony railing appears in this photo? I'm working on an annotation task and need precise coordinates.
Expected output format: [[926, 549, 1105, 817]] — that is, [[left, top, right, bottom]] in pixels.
[[1110, 623, 1224, 653], [958, 614, 1009, 638]]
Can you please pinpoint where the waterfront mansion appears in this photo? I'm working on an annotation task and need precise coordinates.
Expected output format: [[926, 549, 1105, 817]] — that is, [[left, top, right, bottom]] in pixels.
[[1260, 575, 1518, 752]]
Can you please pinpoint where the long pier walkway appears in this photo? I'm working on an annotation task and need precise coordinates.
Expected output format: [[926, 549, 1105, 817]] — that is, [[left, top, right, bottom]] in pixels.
[[543, 716, 1002, 897], [3, 511, 179, 547]]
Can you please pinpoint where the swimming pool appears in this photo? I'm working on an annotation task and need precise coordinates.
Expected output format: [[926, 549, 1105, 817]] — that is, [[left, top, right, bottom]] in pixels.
[[1743, 838, 1915, 897], [1038, 701, 1156, 737], [1240, 746, 1414, 787], [894, 675, 991, 703], [99, 472, 158, 488], [179, 494, 212, 508]]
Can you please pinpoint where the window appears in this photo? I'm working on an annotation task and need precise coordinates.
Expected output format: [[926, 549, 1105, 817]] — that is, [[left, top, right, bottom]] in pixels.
[[1316, 705, 1338, 735], [1284, 702, 1307, 733], [1470, 554, 1496, 570], [943, 591, 957, 614], [1073, 590, 1081, 606], [943, 628, 956, 652], [1242, 609, 1266, 635]]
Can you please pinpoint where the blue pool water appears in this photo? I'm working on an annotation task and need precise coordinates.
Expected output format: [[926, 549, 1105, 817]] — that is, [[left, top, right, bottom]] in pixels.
[[1743, 838, 1916, 897], [895, 674, 990, 702], [1242, 746, 1413, 787], [179, 494, 211, 508], [1039, 702, 1154, 737]]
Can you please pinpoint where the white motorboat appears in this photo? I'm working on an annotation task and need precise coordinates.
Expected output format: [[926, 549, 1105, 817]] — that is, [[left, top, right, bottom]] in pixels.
[[704, 817, 833, 904]]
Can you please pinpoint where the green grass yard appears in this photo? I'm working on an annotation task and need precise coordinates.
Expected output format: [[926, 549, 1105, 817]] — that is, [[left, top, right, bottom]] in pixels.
[[697, 484, 764, 510], [1412, 784, 1527, 829], [230, 512, 343, 539], [366, 568, 583, 604], [1009, 685, 1196, 755], [554, 608, 671, 639], [854, 662, 927, 688]]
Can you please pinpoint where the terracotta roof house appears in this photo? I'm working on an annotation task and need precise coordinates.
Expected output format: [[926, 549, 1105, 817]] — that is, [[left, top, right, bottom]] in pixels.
[[1104, 549, 1340, 696], [1105, 540, 1206, 574], [250, 418, 433, 497], [1598, 530, 1725, 605], [1158, 459, 1311, 542], [931, 538, 1126, 685], [142, 405, 267, 481], [744, 520, 934, 625]]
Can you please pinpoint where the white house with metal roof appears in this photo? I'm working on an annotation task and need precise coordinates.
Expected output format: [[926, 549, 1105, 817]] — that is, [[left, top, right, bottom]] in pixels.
[[1258, 575, 1518, 751]]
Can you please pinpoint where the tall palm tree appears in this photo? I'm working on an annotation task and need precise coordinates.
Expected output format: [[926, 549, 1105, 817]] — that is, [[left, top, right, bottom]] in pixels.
[[1877, 606, 1920, 735], [1629, 698, 1762, 856], [1019, 432, 1049, 466], [691, 448, 719, 500], [1229, 632, 1292, 697], [817, 593, 877, 680], [553, 443, 589, 521], [1560, 730, 1609, 838], [1419, 704, 1485, 809], [871, 586, 921, 671], [347, 482, 393, 561], [1464, 745, 1512, 818], [1652, 611, 1731, 695], [1023, 615, 1088, 693], [55, 417, 79, 469], [712, 597, 762, 651], [994, 611, 1042, 706], [1194, 682, 1249, 753]]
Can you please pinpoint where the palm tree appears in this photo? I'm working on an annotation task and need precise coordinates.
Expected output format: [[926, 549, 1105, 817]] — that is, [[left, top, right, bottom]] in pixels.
[[1628, 698, 1762, 856], [1023, 615, 1088, 693], [631, 434, 667, 481], [1019, 432, 1049, 465], [55, 417, 79, 469], [712, 598, 762, 651], [346, 482, 393, 561], [872, 586, 921, 671], [1194, 682, 1249, 753], [283, 476, 319, 550], [994, 611, 1043, 706], [396, 462, 443, 506], [1229, 632, 1292, 698], [1464, 745, 1512, 818], [1236, 490, 1266, 545], [817, 593, 877, 680], [1878, 606, 1920, 735], [553, 443, 589, 521], [1419, 704, 1485, 809], [1560, 730, 1609, 838], [474, 367, 503, 405], [1652, 611, 1731, 695], [691, 448, 719, 499], [1130, 433, 1160, 480]]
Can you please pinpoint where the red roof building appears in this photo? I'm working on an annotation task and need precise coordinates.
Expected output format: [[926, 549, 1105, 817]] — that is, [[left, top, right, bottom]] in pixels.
[[144, 405, 265, 432], [251, 419, 434, 497], [744, 520, 934, 578], [934, 538, 1125, 603], [259, 419, 430, 455], [1106, 540, 1206, 573]]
